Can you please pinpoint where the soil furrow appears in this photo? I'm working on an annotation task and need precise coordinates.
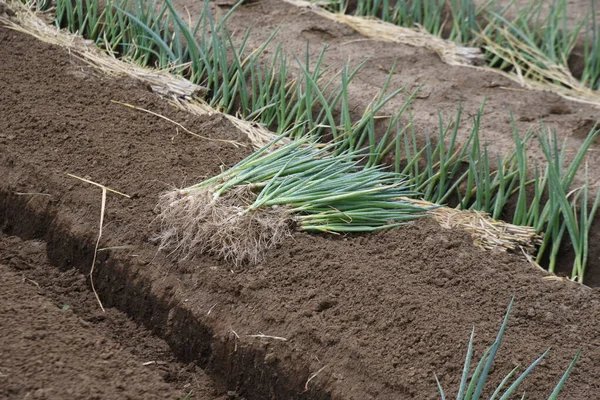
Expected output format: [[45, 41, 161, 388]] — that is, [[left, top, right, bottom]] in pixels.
[[0, 22, 330, 399], [0, 232, 227, 400], [0, 189, 326, 399]]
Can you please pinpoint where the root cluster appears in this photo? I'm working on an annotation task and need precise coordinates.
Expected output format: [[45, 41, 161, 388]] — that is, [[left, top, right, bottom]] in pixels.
[[155, 186, 293, 266]]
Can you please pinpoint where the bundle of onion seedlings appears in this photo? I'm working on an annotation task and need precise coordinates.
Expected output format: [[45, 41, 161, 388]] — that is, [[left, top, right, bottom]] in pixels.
[[157, 136, 429, 265]]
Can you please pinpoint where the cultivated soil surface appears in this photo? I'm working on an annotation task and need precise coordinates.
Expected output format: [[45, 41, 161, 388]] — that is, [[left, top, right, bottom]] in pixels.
[[0, 234, 231, 400], [1, 7, 600, 400]]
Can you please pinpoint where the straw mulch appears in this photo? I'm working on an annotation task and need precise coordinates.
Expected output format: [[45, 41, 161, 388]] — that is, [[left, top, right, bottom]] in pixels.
[[283, 0, 484, 66], [406, 198, 542, 256]]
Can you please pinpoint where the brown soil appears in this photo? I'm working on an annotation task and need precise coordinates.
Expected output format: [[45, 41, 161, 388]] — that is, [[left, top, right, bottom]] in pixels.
[[2, 12, 600, 400], [0, 234, 231, 400]]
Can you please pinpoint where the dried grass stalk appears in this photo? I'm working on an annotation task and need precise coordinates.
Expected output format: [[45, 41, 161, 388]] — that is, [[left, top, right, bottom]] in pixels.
[[407, 198, 542, 254], [282, 0, 483, 66], [478, 30, 600, 107]]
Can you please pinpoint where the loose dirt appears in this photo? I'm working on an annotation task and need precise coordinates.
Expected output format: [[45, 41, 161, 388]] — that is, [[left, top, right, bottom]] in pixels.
[[1, 11, 600, 400], [0, 234, 231, 400]]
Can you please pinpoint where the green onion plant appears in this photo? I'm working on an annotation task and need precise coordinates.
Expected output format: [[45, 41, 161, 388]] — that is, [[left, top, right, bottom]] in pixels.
[[390, 101, 600, 281], [358, 0, 446, 37], [581, 1, 600, 90], [435, 298, 580, 400], [535, 127, 600, 281], [157, 136, 430, 264], [447, 0, 479, 44]]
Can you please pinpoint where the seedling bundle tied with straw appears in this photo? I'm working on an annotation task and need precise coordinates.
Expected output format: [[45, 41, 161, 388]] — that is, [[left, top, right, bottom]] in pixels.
[[157, 136, 430, 265]]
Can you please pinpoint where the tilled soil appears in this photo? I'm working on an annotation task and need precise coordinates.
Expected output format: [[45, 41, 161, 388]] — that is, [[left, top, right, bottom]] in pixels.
[[0, 234, 230, 400], [1, 15, 600, 400]]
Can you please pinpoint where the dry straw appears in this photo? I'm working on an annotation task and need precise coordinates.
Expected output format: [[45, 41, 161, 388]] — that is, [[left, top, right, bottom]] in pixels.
[[284, 0, 484, 66], [286, 0, 600, 107], [407, 198, 541, 255], [1, 0, 541, 258], [478, 29, 600, 107]]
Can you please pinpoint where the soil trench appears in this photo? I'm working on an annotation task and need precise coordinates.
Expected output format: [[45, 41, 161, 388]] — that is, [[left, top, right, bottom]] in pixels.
[[0, 22, 328, 400], [0, 233, 230, 400], [2, 16, 600, 400]]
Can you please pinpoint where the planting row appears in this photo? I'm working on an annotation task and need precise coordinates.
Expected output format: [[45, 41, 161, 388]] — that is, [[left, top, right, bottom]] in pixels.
[[2, 3, 592, 397]]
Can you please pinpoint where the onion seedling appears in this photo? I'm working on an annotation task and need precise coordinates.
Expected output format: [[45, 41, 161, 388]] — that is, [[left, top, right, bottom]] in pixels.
[[435, 298, 580, 400]]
